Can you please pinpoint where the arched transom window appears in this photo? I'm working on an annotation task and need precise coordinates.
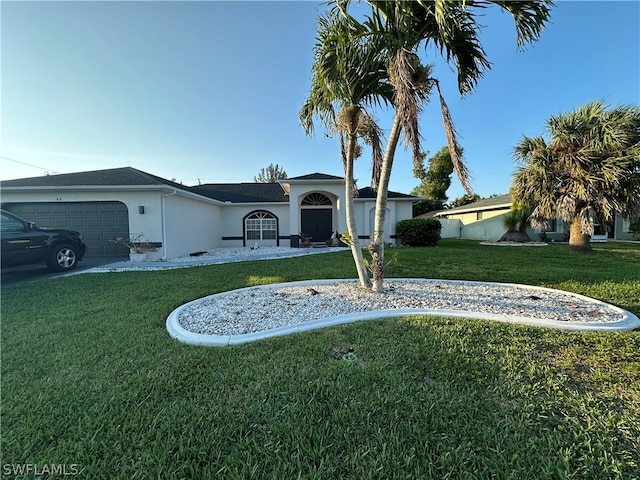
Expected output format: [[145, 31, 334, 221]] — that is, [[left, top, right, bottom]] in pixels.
[[302, 193, 331, 206], [245, 211, 277, 242]]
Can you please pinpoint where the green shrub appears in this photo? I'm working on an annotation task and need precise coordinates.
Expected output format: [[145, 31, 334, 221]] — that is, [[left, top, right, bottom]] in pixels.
[[396, 218, 442, 246], [629, 221, 640, 240]]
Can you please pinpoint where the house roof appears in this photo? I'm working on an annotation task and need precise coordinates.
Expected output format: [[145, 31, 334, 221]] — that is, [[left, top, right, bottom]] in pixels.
[[190, 183, 288, 203], [286, 173, 344, 181], [0, 166, 193, 193], [433, 193, 512, 216], [1, 167, 418, 204], [356, 186, 420, 200]]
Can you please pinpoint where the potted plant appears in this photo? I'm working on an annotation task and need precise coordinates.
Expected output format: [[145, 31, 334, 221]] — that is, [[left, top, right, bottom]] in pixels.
[[300, 232, 312, 247], [114, 233, 157, 261]]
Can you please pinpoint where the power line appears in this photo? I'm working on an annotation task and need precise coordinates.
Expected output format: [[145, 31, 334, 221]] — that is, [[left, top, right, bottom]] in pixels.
[[0, 156, 60, 175]]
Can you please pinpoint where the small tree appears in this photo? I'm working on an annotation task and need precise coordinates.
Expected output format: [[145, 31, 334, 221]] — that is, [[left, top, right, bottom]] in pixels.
[[411, 146, 456, 215], [498, 205, 531, 243], [449, 193, 482, 208], [254, 164, 288, 183]]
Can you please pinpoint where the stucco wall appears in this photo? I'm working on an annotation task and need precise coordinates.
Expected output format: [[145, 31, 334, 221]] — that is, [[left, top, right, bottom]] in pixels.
[[162, 194, 222, 258], [439, 218, 462, 238]]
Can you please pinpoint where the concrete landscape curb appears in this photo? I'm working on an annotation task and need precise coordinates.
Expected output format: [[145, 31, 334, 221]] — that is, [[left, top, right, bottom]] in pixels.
[[166, 279, 640, 347]]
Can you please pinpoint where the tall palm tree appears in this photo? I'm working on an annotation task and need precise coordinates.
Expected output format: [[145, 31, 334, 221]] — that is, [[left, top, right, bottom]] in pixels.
[[511, 100, 640, 251], [300, 12, 393, 288], [333, 0, 553, 291]]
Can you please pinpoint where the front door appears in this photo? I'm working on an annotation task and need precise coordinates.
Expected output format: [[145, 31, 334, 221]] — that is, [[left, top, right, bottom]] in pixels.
[[301, 209, 332, 243]]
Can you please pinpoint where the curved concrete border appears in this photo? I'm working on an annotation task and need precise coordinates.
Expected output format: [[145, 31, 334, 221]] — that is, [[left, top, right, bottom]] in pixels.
[[166, 279, 640, 347]]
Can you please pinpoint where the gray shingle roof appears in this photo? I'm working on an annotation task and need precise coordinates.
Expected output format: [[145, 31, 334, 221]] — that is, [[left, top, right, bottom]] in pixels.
[[434, 193, 512, 216], [287, 173, 343, 181], [356, 186, 419, 200], [1, 167, 417, 204], [0, 167, 192, 193], [190, 183, 288, 203]]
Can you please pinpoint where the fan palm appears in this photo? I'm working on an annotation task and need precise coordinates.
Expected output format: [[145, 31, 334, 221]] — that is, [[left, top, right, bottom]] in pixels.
[[512, 100, 640, 251], [332, 0, 553, 291], [300, 12, 393, 288]]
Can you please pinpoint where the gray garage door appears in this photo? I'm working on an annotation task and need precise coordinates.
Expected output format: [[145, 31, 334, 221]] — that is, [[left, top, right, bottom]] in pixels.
[[2, 202, 130, 257]]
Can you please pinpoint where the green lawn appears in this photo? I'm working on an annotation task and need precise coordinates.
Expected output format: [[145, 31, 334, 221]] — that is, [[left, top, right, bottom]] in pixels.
[[2, 240, 639, 479]]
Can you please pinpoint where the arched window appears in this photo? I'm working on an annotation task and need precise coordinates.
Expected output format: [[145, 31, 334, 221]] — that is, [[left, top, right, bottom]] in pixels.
[[245, 211, 277, 245], [302, 193, 332, 206]]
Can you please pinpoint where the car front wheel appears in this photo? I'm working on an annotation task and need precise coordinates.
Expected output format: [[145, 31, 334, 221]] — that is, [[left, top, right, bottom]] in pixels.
[[47, 244, 79, 272]]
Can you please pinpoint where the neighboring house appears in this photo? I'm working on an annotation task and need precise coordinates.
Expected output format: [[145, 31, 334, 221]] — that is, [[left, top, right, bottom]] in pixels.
[[426, 194, 636, 242], [0, 167, 419, 259]]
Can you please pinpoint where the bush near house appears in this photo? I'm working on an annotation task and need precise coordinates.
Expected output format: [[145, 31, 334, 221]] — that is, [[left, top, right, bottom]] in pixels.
[[629, 221, 640, 240], [396, 218, 442, 246]]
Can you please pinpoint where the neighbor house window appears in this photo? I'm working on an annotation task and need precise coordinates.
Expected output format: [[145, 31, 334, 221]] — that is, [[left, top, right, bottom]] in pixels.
[[542, 218, 557, 233], [476, 211, 483, 221], [245, 211, 277, 241]]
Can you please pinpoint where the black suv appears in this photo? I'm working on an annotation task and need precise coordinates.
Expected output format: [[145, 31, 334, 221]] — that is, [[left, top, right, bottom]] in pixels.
[[1, 209, 87, 272]]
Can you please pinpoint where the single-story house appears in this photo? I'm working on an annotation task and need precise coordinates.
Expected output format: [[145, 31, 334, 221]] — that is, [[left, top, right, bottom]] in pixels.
[[0, 167, 419, 259], [427, 193, 637, 242]]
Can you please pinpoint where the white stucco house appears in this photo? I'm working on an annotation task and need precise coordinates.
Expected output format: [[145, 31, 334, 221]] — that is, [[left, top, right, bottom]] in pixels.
[[0, 167, 419, 259]]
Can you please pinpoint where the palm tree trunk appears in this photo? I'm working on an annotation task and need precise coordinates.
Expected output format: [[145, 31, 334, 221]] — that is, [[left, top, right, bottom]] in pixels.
[[345, 133, 372, 288], [569, 220, 592, 251], [371, 114, 403, 292]]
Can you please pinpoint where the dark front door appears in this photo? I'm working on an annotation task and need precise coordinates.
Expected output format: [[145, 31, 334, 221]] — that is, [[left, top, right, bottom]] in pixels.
[[301, 209, 332, 242]]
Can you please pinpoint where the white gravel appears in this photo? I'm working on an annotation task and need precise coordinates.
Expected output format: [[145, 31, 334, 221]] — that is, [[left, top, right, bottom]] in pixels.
[[178, 279, 628, 336]]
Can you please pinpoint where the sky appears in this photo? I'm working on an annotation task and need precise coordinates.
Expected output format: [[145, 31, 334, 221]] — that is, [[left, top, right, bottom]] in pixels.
[[1, 0, 639, 200]]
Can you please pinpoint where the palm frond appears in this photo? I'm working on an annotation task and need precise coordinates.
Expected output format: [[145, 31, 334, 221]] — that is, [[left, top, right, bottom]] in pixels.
[[434, 80, 472, 194]]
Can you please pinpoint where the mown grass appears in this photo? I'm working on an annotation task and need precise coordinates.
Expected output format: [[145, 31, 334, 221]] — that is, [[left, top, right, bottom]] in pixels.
[[1, 240, 639, 479]]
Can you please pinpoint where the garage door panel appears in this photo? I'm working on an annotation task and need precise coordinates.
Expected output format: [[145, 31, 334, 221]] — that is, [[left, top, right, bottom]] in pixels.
[[37, 204, 52, 214], [83, 204, 99, 213], [53, 218, 70, 228], [2, 202, 129, 257]]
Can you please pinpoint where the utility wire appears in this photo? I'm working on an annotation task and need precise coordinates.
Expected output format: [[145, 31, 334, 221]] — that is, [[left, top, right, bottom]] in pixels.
[[0, 156, 60, 175]]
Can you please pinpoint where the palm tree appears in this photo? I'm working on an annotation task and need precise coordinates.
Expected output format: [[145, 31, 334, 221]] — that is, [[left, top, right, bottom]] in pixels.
[[333, 0, 553, 291], [300, 12, 393, 288], [511, 100, 640, 251]]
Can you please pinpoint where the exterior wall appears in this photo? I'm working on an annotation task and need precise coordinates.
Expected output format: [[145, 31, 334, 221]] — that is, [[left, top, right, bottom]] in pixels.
[[439, 218, 462, 238], [459, 215, 507, 241], [363, 201, 412, 244], [615, 214, 637, 241], [218, 203, 290, 247], [162, 194, 223, 258]]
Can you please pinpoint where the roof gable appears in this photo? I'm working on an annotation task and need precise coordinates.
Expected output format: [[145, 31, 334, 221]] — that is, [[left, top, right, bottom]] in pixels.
[[287, 173, 343, 181]]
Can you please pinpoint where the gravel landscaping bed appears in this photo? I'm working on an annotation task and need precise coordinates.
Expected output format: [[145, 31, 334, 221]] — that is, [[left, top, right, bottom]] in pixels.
[[178, 279, 630, 336]]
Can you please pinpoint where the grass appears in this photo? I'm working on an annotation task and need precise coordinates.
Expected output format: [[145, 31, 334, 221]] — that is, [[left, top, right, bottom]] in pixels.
[[1, 239, 639, 479]]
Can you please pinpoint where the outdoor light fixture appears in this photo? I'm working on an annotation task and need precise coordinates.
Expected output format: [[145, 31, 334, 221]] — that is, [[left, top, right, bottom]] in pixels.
[[138, 206, 145, 214]]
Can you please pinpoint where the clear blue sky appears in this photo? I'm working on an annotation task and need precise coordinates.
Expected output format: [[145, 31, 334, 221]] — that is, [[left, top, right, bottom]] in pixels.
[[2, 1, 639, 200]]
